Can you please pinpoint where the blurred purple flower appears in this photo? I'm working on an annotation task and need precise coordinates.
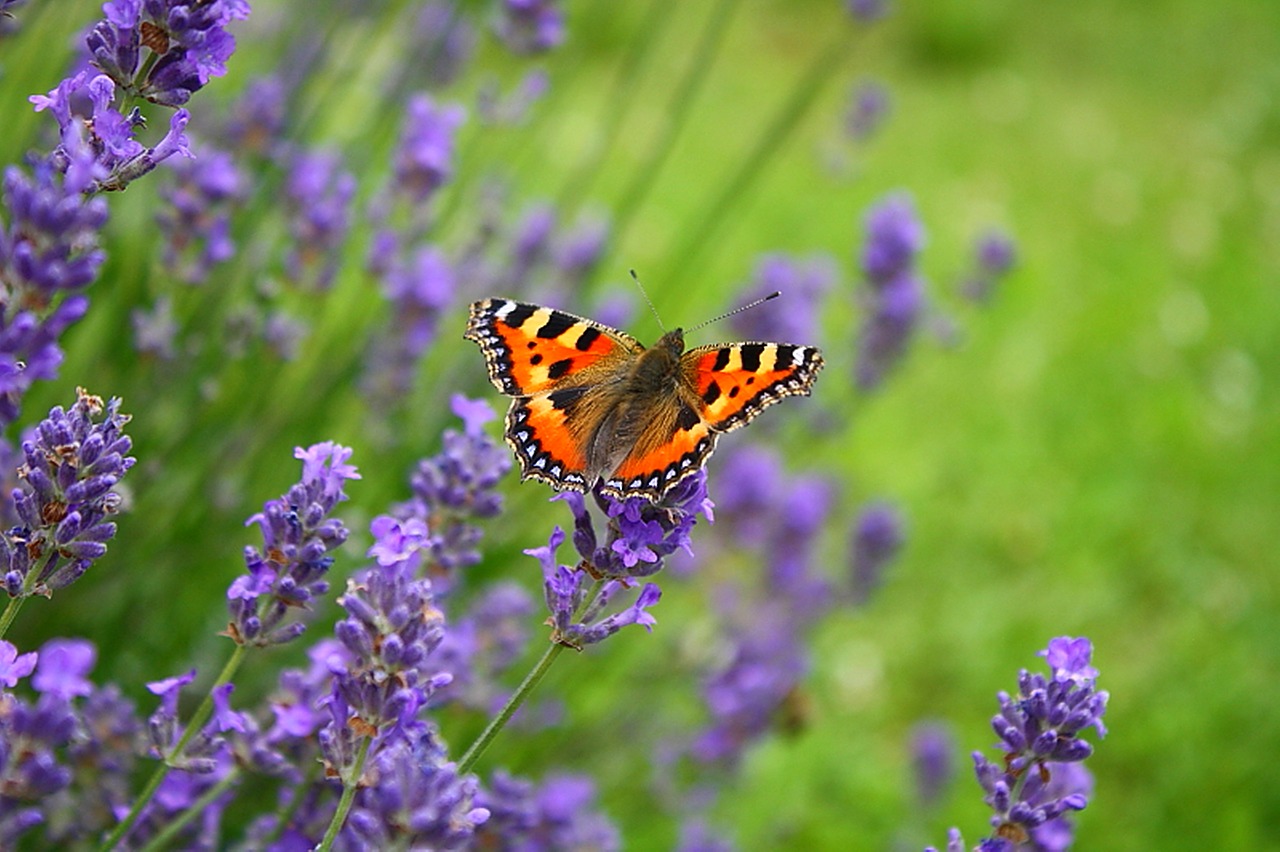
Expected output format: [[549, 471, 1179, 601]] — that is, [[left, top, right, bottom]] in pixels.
[[222, 75, 286, 157], [282, 149, 355, 290], [961, 229, 1017, 303], [31, 639, 95, 698], [856, 193, 925, 390], [413, 2, 476, 87], [226, 441, 358, 647], [0, 639, 37, 687], [1, 390, 134, 597], [494, 0, 564, 54], [478, 68, 550, 125], [474, 770, 619, 849], [850, 500, 904, 603], [363, 244, 456, 402], [730, 253, 835, 346], [847, 0, 889, 22], [131, 295, 178, 358], [392, 94, 466, 205], [910, 721, 955, 808], [157, 144, 243, 283]]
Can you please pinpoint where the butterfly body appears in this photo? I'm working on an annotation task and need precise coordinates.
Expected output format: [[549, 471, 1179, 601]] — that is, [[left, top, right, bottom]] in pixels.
[[465, 298, 822, 501]]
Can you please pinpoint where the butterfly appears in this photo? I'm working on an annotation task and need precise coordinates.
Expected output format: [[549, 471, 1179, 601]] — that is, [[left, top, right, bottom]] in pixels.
[[464, 298, 824, 501]]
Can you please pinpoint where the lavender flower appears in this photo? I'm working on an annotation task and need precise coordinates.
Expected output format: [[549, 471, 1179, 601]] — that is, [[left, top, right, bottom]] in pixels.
[[1, 390, 133, 598], [85, 0, 251, 107], [325, 558, 450, 749], [910, 721, 955, 808], [730, 253, 835, 347], [225, 441, 358, 647], [856, 193, 926, 390], [429, 581, 536, 712], [362, 245, 456, 402], [157, 144, 243, 283], [527, 525, 662, 648], [282, 149, 355, 290], [847, 0, 890, 22], [391, 94, 466, 205], [30, 70, 193, 192], [0, 153, 106, 424], [850, 500, 904, 603], [412, 2, 477, 88], [131, 295, 178, 358], [379, 395, 511, 590], [222, 75, 287, 157], [493, 0, 565, 55], [961, 229, 1017, 303], [0, 639, 36, 687], [477, 68, 550, 126], [934, 637, 1108, 851], [474, 770, 619, 849]]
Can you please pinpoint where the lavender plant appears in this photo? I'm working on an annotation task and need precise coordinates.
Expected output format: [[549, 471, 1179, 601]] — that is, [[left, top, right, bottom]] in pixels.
[[0, 1, 1065, 849]]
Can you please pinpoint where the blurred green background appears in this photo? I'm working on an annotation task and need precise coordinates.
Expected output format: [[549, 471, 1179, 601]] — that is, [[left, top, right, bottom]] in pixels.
[[3, 0, 1278, 848]]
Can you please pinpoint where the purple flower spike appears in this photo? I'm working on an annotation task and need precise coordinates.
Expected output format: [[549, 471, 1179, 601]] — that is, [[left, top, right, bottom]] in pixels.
[[531, 526, 665, 648], [392, 94, 465, 205], [282, 150, 356, 290], [475, 770, 619, 849], [157, 145, 244, 283], [939, 637, 1108, 850], [855, 193, 926, 390], [731, 253, 836, 347], [86, 0, 250, 106], [961, 229, 1017, 302], [2, 390, 133, 597], [850, 500, 904, 603], [226, 441, 358, 647], [910, 721, 955, 808]]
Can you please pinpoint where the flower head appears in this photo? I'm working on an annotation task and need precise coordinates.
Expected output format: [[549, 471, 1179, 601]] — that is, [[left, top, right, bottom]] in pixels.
[[2, 390, 133, 597], [226, 441, 358, 647]]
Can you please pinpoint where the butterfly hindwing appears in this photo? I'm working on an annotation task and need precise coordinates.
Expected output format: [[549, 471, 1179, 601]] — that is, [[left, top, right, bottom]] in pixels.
[[465, 299, 640, 492], [600, 392, 717, 500], [684, 341, 824, 432], [464, 298, 640, 397]]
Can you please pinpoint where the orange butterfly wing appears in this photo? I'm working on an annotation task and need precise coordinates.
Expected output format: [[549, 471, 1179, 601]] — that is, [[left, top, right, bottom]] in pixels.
[[601, 341, 823, 499], [464, 299, 640, 491]]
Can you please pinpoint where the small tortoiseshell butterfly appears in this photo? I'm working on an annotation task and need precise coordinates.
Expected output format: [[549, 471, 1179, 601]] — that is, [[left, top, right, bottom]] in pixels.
[[464, 298, 823, 501]]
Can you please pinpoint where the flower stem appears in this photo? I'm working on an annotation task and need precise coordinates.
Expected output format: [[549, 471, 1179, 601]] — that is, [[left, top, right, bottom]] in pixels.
[[0, 550, 59, 640], [315, 735, 374, 852], [98, 644, 248, 852], [456, 638, 567, 775], [136, 766, 242, 852]]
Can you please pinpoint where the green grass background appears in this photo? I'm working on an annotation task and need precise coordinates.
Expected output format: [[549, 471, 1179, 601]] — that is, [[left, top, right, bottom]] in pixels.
[[2, 0, 1278, 848]]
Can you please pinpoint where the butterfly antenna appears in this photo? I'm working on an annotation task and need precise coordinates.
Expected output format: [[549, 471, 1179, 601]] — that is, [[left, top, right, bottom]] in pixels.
[[685, 290, 782, 334], [630, 269, 667, 333]]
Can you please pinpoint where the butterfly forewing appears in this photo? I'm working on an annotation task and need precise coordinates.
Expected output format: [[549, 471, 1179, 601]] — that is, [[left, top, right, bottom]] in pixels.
[[464, 299, 641, 397], [683, 342, 824, 432]]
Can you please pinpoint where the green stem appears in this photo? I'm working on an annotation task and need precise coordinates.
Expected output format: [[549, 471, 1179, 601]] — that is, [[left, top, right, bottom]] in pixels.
[[315, 735, 374, 852], [136, 766, 242, 852], [662, 26, 855, 286], [456, 639, 568, 776], [0, 550, 60, 640], [98, 644, 248, 852]]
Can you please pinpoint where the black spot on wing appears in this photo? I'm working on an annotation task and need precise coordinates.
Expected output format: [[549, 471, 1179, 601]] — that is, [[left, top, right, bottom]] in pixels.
[[712, 348, 732, 372], [676, 403, 700, 431], [776, 344, 796, 366], [702, 380, 721, 405], [536, 311, 577, 339], [504, 303, 536, 328], [729, 386, 740, 398], [575, 325, 601, 351], [530, 353, 544, 366], [549, 386, 589, 413], [547, 358, 573, 379], [739, 343, 765, 372]]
